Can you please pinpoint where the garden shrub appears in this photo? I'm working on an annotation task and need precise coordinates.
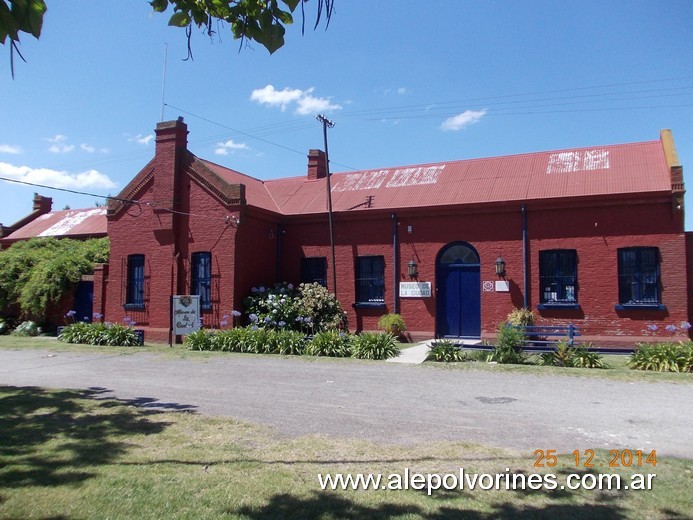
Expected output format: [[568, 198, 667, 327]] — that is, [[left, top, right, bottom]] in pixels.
[[242, 282, 348, 333], [305, 330, 352, 357], [351, 332, 399, 360], [58, 322, 140, 346], [0, 318, 10, 335], [507, 307, 535, 327], [426, 339, 467, 362], [377, 313, 406, 336], [298, 282, 348, 332], [11, 320, 41, 337], [628, 342, 693, 372], [275, 330, 306, 355], [487, 324, 526, 364], [537, 341, 607, 369], [0, 237, 109, 321], [184, 329, 214, 351]]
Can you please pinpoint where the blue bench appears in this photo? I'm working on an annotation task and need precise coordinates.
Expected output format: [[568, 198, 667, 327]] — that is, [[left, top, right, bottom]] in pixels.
[[512, 324, 581, 350]]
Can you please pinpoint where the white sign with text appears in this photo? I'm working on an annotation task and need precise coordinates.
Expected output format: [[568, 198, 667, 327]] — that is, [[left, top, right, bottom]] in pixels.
[[399, 282, 432, 298], [172, 295, 201, 335]]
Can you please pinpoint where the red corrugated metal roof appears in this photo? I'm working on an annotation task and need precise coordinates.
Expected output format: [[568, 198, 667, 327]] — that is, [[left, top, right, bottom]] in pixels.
[[264, 139, 671, 216], [2, 207, 107, 241]]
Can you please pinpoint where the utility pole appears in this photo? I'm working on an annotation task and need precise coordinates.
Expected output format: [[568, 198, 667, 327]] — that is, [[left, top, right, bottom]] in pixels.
[[316, 114, 337, 294]]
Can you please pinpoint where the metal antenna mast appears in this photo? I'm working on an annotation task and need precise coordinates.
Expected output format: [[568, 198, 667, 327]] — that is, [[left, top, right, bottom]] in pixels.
[[316, 114, 337, 293]]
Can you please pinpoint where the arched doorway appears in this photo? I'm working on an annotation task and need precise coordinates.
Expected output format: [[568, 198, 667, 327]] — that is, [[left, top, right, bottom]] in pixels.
[[436, 242, 481, 338]]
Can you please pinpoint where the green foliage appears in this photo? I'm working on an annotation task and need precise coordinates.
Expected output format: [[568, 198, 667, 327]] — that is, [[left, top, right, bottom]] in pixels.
[[0, 317, 9, 335], [0, 0, 46, 76], [629, 342, 693, 372], [151, 0, 333, 56], [297, 282, 348, 332], [11, 320, 41, 336], [377, 313, 406, 336], [426, 339, 468, 362], [184, 329, 214, 351], [351, 333, 399, 360], [188, 327, 306, 356], [487, 324, 526, 364], [507, 307, 535, 327], [537, 341, 608, 369], [305, 330, 352, 357], [0, 237, 109, 322], [58, 322, 140, 347]]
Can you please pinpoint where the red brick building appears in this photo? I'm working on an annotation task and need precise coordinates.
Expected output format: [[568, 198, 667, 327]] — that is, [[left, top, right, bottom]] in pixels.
[[96, 118, 691, 344]]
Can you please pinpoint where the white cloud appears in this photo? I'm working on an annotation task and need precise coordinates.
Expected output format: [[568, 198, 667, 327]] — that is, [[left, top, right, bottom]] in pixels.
[[250, 85, 303, 111], [0, 162, 117, 190], [441, 109, 488, 131], [215, 139, 249, 156], [132, 134, 154, 145], [45, 134, 75, 153], [80, 143, 96, 153], [251, 84, 341, 115], [0, 144, 22, 154], [397, 87, 409, 95]]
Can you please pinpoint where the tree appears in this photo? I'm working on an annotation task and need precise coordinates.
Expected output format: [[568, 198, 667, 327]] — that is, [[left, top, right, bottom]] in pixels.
[[0, 0, 46, 77], [152, 0, 335, 56], [1, 0, 334, 75]]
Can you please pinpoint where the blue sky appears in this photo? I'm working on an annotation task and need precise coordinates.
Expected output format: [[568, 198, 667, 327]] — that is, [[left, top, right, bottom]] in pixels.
[[2, 1, 693, 228]]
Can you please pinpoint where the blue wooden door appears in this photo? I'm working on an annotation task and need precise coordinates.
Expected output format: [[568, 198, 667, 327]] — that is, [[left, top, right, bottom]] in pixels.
[[74, 281, 94, 323], [437, 243, 481, 338]]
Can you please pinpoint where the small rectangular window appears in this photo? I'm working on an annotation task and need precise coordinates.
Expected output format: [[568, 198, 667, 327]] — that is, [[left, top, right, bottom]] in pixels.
[[355, 255, 385, 304], [300, 257, 327, 287], [126, 254, 145, 308], [191, 252, 212, 310], [539, 250, 578, 305], [618, 247, 660, 305]]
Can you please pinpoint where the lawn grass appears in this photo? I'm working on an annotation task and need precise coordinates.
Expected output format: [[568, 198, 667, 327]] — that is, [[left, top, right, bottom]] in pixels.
[[0, 384, 690, 519], [1, 335, 692, 383]]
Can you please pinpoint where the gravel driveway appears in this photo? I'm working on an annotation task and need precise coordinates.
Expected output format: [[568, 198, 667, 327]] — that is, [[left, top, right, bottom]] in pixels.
[[1, 347, 691, 458]]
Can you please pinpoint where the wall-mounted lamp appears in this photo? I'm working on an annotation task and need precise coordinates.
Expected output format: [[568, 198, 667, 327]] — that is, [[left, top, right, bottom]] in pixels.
[[495, 256, 506, 278], [407, 259, 418, 279]]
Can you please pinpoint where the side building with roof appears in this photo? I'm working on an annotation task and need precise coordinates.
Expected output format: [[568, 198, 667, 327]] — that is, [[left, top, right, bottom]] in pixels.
[[97, 118, 691, 345], [0, 195, 108, 324]]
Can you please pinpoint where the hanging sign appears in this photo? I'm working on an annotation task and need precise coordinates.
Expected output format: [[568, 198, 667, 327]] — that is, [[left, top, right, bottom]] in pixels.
[[172, 295, 201, 335], [399, 282, 432, 298]]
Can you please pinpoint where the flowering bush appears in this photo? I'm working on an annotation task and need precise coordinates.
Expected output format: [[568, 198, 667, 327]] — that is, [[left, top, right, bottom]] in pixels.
[[242, 282, 347, 333], [243, 282, 302, 331]]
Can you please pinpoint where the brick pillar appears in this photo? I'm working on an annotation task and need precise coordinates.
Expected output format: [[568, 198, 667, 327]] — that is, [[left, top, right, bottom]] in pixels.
[[93, 263, 109, 321]]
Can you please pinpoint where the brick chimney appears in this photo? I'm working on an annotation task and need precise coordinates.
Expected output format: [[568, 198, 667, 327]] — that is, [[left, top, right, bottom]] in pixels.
[[153, 118, 189, 213], [33, 193, 53, 213], [308, 149, 327, 180]]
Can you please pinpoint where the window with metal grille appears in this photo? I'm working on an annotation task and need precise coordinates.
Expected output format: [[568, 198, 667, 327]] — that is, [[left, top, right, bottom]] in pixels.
[[539, 249, 578, 305], [355, 255, 385, 304], [618, 247, 660, 305], [191, 252, 212, 310], [126, 254, 145, 308], [300, 257, 327, 287]]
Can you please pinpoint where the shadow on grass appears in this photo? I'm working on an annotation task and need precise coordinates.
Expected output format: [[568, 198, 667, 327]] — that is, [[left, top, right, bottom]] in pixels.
[[232, 490, 631, 519], [0, 385, 194, 489]]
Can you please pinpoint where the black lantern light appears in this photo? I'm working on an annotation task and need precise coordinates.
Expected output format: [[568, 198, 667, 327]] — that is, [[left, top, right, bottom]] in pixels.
[[407, 259, 418, 279], [495, 256, 506, 278]]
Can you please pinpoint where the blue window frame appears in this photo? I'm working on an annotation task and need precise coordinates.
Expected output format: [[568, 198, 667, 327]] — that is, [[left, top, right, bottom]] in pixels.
[[126, 254, 145, 308], [618, 247, 660, 306], [355, 255, 385, 305], [301, 257, 327, 287], [539, 249, 578, 306], [191, 252, 212, 310]]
